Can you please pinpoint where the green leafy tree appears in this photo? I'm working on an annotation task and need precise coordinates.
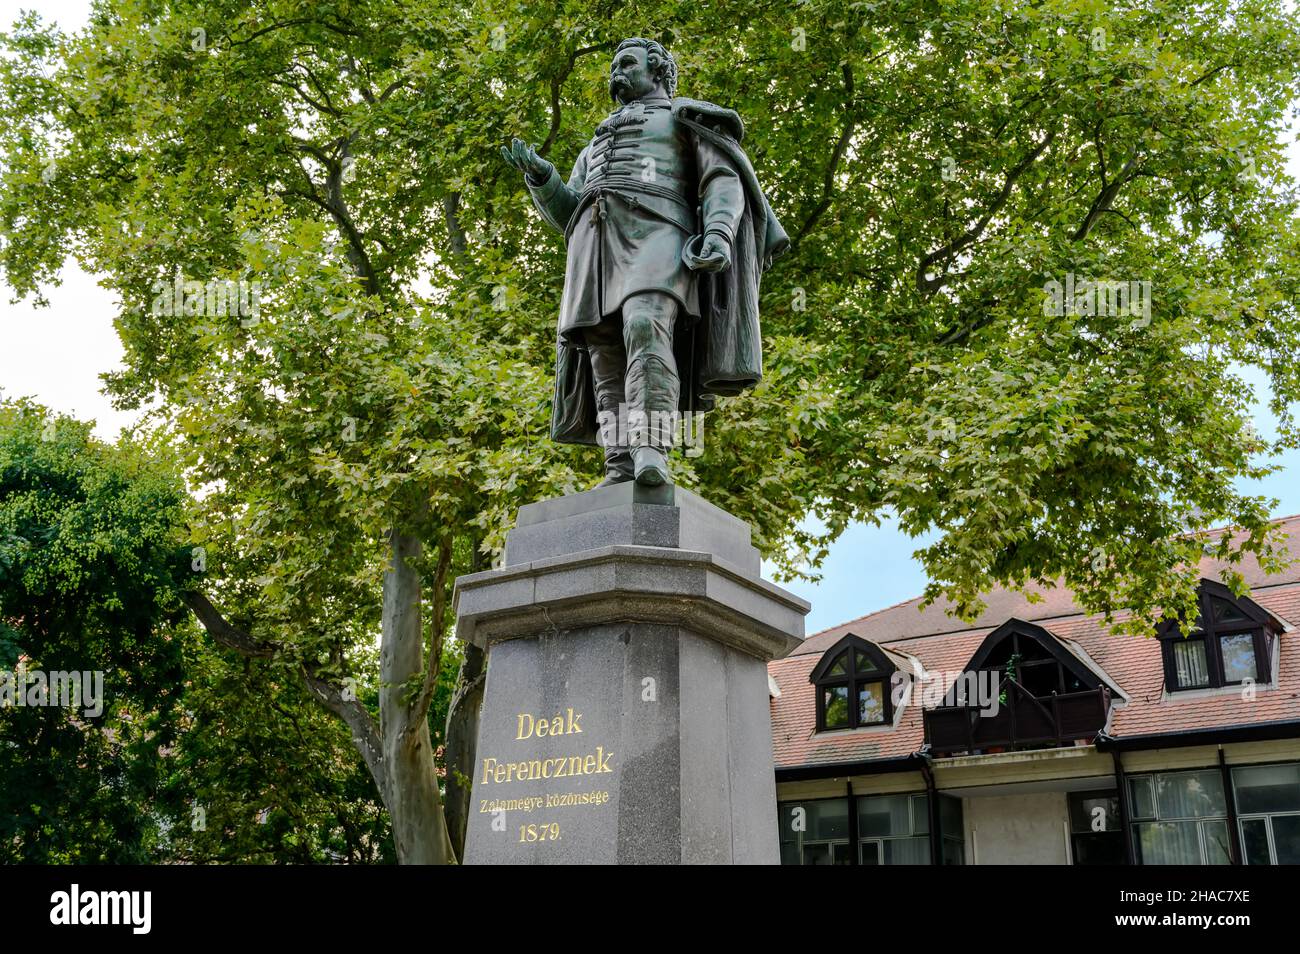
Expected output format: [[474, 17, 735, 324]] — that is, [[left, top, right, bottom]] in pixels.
[[0, 401, 190, 862], [0, 400, 395, 862], [163, 643, 397, 864], [3, 0, 1298, 863]]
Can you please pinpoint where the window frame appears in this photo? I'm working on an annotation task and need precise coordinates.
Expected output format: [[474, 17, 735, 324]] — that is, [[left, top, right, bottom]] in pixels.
[[1157, 580, 1275, 692], [1127, 769, 1231, 865], [856, 792, 932, 865], [810, 633, 898, 731], [777, 798, 851, 865], [1232, 762, 1300, 865], [1067, 789, 1125, 866]]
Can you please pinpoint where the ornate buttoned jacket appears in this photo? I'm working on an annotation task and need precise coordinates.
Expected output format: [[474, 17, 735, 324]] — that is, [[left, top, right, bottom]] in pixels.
[[527, 93, 745, 333], [527, 95, 790, 445]]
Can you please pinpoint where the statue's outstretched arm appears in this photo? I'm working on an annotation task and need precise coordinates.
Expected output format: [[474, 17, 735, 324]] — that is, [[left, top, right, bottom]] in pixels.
[[526, 147, 589, 234]]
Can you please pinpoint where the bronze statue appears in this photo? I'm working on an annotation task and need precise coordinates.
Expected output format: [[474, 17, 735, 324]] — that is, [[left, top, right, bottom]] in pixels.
[[503, 37, 788, 486]]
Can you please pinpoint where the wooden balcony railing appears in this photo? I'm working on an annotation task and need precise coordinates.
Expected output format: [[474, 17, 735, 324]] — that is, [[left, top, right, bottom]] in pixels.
[[923, 676, 1111, 756]]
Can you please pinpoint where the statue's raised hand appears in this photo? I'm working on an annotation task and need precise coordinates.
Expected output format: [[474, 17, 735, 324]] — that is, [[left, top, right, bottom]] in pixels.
[[500, 138, 553, 183]]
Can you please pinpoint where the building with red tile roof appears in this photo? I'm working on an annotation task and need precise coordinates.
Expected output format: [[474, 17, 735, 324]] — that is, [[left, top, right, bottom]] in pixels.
[[769, 515, 1300, 865]]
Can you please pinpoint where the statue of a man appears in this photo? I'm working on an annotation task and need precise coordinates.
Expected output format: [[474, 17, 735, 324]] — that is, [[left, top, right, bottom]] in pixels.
[[503, 37, 788, 486]]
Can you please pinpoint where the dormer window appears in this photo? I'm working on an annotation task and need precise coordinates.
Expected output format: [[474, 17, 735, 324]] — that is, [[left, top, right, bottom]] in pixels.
[[810, 634, 897, 730], [924, 619, 1114, 756], [1158, 581, 1276, 692]]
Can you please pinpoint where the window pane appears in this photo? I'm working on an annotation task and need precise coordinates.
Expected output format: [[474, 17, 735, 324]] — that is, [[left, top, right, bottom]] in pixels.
[[1017, 637, 1055, 663], [826, 652, 847, 677], [1234, 764, 1300, 815], [857, 681, 885, 724], [1070, 792, 1120, 833], [859, 840, 881, 865], [1072, 832, 1125, 865], [1019, 659, 1060, 696], [883, 836, 930, 864], [858, 795, 911, 837], [854, 649, 879, 673], [778, 804, 799, 843], [1240, 818, 1271, 865], [1173, 639, 1210, 688], [911, 794, 930, 835], [1156, 770, 1226, 819], [780, 799, 850, 842], [1271, 815, 1300, 865], [831, 842, 855, 865], [808, 799, 849, 840], [823, 685, 848, 728], [1219, 633, 1258, 682], [942, 837, 965, 865], [939, 794, 963, 839], [1135, 821, 1202, 864], [1202, 820, 1232, 865], [801, 843, 832, 865], [1129, 777, 1156, 820], [1211, 597, 1250, 624]]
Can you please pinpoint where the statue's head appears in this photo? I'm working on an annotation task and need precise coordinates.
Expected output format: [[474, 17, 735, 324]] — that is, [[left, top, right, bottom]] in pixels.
[[609, 37, 678, 104]]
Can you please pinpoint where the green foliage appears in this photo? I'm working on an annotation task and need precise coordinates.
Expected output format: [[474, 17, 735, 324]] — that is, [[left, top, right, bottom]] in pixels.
[[0, 400, 391, 862], [163, 644, 395, 864], [0, 400, 189, 861], [2, 0, 1298, 661]]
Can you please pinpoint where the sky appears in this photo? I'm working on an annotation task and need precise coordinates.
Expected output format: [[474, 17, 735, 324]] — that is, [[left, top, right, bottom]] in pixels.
[[2, 0, 1298, 635]]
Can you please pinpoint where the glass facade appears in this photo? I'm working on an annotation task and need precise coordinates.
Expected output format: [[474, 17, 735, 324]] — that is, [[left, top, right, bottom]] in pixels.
[[1233, 763, 1300, 865], [857, 794, 929, 864], [777, 798, 850, 865], [1129, 770, 1231, 864], [777, 764, 1300, 865], [778, 793, 964, 865]]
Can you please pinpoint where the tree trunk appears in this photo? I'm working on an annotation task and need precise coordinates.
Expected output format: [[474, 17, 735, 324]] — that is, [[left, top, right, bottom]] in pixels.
[[380, 528, 454, 864], [444, 641, 485, 860]]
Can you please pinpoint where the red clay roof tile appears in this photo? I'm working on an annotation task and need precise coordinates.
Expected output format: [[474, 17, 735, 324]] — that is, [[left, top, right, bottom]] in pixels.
[[770, 515, 1300, 769]]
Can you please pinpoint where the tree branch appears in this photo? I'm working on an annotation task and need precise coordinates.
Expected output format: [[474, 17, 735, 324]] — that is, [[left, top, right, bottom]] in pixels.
[[918, 130, 1055, 295], [226, 17, 361, 49], [302, 665, 389, 806], [1071, 148, 1141, 242], [181, 590, 275, 658], [268, 77, 338, 117], [181, 590, 389, 807], [793, 62, 856, 246], [320, 135, 380, 295], [442, 193, 468, 260], [537, 41, 617, 158], [413, 536, 453, 722]]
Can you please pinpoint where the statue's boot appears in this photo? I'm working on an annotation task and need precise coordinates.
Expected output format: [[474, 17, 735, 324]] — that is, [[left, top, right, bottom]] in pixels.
[[586, 327, 634, 486], [597, 445, 635, 486], [622, 294, 681, 487], [631, 446, 669, 487], [625, 352, 678, 487]]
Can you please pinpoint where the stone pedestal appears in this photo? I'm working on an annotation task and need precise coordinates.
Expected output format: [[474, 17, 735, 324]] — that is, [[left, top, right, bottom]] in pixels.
[[455, 482, 808, 864]]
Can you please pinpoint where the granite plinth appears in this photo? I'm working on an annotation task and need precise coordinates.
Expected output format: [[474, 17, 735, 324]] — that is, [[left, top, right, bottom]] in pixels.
[[455, 482, 808, 864]]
